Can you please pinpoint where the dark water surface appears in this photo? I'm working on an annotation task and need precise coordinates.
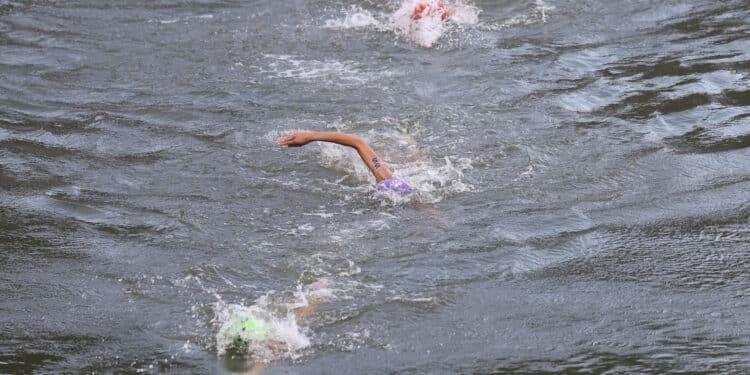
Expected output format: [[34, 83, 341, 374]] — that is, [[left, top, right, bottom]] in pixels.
[[1, 0, 749, 373]]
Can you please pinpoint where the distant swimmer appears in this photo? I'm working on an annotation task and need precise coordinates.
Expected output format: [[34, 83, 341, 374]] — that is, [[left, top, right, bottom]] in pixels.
[[412, 2, 456, 21], [277, 131, 413, 195], [393, 1, 477, 48]]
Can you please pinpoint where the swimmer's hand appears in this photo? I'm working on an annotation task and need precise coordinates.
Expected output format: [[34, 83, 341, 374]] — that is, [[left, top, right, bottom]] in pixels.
[[276, 132, 314, 147]]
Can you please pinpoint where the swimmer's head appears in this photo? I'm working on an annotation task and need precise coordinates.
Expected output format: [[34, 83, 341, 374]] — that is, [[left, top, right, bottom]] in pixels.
[[377, 178, 413, 195], [228, 318, 268, 348]]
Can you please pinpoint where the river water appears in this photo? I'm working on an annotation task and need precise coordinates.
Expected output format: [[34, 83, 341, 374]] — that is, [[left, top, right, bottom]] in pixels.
[[1, 0, 749, 373]]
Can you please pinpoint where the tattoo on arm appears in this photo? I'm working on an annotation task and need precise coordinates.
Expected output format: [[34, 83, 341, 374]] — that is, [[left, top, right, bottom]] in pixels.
[[372, 157, 381, 169]]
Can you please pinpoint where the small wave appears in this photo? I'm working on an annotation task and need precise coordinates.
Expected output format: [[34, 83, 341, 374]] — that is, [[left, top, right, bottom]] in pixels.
[[17, 189, 178, 235], [480, 0, 552, 31], [151, 14, 214, 25], [0, 123, 175, 164], [664, 70, 745, 99]]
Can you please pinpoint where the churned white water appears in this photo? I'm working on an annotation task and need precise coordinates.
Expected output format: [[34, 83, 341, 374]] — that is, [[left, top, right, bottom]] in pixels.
[[213, 299, 309, 361], [391, 0, 480, 47], [323, 0, 480, 48], [323, 7, 384, 30], [212, 279, 337, 361], [315, 120, 473, 204]]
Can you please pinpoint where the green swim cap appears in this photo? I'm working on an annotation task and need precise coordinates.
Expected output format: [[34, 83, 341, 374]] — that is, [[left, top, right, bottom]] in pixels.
[[229, 318, 268, 348]]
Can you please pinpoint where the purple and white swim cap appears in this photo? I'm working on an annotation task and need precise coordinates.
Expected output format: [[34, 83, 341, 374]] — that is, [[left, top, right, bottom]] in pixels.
[[376, 178, 413, 195]]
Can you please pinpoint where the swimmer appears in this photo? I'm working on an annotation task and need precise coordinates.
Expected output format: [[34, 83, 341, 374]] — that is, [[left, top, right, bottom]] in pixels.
[[277, 131, 413, 195], [412, 1, 456, 21], [225, 279, 331, 375]]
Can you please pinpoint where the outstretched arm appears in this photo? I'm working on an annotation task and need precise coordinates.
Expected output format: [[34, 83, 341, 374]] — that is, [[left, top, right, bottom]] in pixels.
[[277, 131, 394, 183]]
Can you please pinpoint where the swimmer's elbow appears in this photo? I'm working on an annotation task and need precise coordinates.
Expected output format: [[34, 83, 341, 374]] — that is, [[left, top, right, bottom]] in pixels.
[[348, 135, 367, 150]]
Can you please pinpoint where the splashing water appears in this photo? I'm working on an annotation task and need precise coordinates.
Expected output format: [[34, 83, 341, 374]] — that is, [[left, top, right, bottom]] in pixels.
[[317, 122, 473, 204], [213, 295, 310, 361], [392, 0, 480, 48], [323, 6, 384, 30], [393, 155, 473, 204], [212, 278, 340, 363], [323, 1, 480, 48], [254, 54, 389, 85]]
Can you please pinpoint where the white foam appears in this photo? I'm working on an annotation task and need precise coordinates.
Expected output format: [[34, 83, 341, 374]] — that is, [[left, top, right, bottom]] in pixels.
[[315, 124, 473, 204], [323, 7, 384, 30], [302, 212, 336, 219], [253, 54, 391, 86], [392, 1, 445, 48], [391, 0, 480, 48], [397, 155, 473, 203], [153, 14, 214, 25], [213, 293, 318, 361], [322, 1, 480, 48], [387, 295, 434, 303], [446, 2, 481, 25], [536, 0, 550, 23], [211, 278, 344, 362]]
